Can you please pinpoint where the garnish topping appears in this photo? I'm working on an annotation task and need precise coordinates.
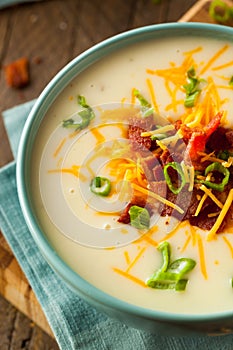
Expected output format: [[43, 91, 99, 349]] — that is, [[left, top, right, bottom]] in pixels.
[[129, 205, 150, 230], [133, 89, 154, 117], [90, 176, 111, 196], [196, 162, 230, 192], [146, 241, 196, 291], [62, 95, 95, 131], [163, 162, 186, 195], [183, 67, 204, 108], [229, 76, 233, 86], [209, 0, 233, 24]]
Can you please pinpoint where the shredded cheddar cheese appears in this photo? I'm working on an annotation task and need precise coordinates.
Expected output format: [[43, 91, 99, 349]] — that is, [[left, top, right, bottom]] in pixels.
[[212, 60, 233, 71], [124, 251, 131, 265], [112, 268, 146, 287], [207, 189, 233, 241], [125, 247, 146, 273], [181, 162, 195, 192], [199, 185, 223, 209], [194, 193, 208, 217], [200, 44, 229, 75], [131, 183, 184, 214], [141, 124, 174, 137], [180, 234, 191, 253], [53, 137, 67, 158], [48, 165, 87, 181], [196, 233, 208, 279], [146, 78, 159, 114], [222, 236, 233, 258]]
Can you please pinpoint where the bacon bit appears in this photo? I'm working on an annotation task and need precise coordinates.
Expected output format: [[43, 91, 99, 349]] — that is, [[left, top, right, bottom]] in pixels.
[[4, 57, 30, 88], [184, 111, 223, 162], [205, 111, 222, 137]]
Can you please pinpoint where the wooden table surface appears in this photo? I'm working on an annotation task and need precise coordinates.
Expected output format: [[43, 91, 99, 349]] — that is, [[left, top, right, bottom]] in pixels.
[[0, 0, 229, 348]]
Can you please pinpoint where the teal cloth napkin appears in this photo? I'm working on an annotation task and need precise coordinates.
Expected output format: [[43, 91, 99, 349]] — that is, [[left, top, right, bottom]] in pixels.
[[0, 0, 43, 9], [1, 101, 233, 350]]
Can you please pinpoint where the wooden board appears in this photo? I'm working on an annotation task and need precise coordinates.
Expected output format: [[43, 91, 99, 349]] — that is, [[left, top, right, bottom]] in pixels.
[[0, 0, 232, 341]]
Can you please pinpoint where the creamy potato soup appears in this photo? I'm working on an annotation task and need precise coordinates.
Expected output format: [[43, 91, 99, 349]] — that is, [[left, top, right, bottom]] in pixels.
[[31, 35, 233, 314]]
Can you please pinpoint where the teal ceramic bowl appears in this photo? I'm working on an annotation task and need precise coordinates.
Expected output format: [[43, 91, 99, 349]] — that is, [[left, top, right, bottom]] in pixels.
[[17, 22, 233, 336]]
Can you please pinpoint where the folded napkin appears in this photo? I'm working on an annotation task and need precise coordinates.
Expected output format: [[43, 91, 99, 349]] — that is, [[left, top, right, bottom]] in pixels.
[[0, 0, 43, 10], [1, 101, 233, 349]]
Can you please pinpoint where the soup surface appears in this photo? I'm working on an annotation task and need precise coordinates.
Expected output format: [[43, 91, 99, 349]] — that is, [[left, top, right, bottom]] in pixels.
[[31, 34, 233, 314]]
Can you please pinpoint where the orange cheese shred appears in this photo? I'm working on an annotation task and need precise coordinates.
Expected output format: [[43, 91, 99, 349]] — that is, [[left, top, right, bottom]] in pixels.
[[212, 60, 233, 71], [180, 234, 191, 253], [222, 236, 233, 258], [90, 127, 106, 143], [200, 44, 229, 75], [125, 247, 146, 273], [146, 78, 159, 114], [53, 137, 67, 158], [112, 268, 146, 287], [141, 235, 158, 248], [196, 233, 208, 280], [124, 251, 131, 265], [48, 165, 87, 181]]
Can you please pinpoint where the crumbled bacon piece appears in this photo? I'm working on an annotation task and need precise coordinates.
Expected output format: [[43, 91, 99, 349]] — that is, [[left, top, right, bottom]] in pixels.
[[117, 196, 153, 224], [128, 114, 156, 151], [4, 57, 30, 88]]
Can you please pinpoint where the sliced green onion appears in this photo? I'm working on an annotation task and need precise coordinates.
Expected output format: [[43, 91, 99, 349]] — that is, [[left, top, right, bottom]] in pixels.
[[184, 90, 200, 108], [150, 133, 168, 141], [146, 241, 196, 291], [209, 0, 233, 24], [129, 205, 150, 230], [229, 76, 233, 86], [62, 118, 80, 129], [134, 89, 151, 108], [163, 162, 186, 194], [142, 106, 155, 118], [63, 95, 95, 131], [133, 89, 154, 117], [90, 176, 111, 196], [78, 95, 90, 108], [217, 150, 231, 160], [183, 67, 204, 108], [197, 162, 230, 192]]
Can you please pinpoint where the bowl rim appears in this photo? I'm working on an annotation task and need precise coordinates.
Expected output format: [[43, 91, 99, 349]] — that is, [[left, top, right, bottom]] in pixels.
[[16, 21, 233, 324]]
